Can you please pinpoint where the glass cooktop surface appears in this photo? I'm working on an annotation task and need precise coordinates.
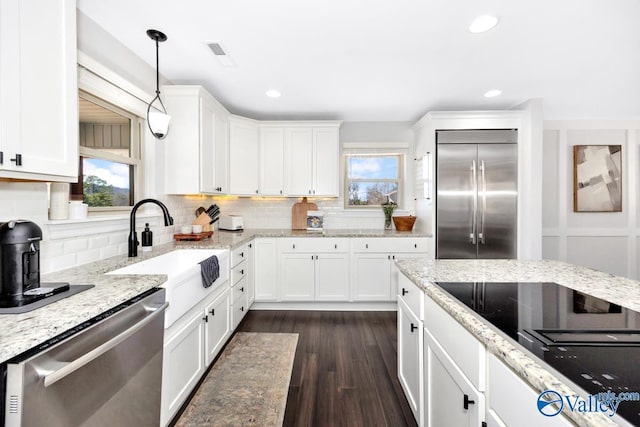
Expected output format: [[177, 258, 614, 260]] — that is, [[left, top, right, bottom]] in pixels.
[[435, 281, 640, 425]]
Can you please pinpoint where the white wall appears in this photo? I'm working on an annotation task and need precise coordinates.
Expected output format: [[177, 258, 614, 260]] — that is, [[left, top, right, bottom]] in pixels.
[[542, 120, 640, 279]]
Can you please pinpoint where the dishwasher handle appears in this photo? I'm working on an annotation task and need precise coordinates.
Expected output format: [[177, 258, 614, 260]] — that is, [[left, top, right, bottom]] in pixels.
[[43, 301, 169, 388]]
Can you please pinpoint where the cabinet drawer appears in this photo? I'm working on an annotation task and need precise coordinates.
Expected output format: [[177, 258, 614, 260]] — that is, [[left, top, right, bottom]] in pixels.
[[232, 292, 249, 330], [278, 237, 349, 253], [230, 244, 247, 267], [424, 295, 486, 391], [352, 237, 428, 253], [488, 354, 573, 427], [232, 276, 248, 303], [231, 260, 247, 285], [398, 273, 423, 320]]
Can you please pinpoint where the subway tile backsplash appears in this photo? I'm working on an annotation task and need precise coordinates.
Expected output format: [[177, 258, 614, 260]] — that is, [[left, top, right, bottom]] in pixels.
[[1, 182, 393, 274]]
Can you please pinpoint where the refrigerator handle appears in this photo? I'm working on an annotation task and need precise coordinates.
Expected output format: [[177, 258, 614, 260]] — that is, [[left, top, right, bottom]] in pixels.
[[470, 160, 477, 244], [479, 160, 486, 244]]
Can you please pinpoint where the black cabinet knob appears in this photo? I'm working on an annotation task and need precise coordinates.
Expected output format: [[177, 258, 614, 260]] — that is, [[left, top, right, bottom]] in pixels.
[[463, 394, 475, 410], [240, 306, 244, 312], [10, 153, 22, 166]]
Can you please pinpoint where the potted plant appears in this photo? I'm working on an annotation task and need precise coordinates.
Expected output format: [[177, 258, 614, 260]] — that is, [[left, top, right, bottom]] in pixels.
[[381, 199, 397, 230]]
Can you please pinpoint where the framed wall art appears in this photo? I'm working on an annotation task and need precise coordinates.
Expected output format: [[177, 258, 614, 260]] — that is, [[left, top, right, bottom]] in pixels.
[[573, 145, 622, 212]]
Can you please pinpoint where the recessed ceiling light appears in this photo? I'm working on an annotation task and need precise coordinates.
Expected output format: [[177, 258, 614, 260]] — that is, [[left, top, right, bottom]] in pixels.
[[265, 89, 281, 98], [484, 89, 502, 98], [469, 15, 499, 33]]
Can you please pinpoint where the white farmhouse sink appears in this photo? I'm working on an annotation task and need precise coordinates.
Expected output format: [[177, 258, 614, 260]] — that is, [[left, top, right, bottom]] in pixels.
[[107, 249, 229, 328]]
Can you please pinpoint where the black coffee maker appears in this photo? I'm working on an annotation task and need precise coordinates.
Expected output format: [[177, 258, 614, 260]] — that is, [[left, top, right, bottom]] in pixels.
[[0, 220, 43, 301]]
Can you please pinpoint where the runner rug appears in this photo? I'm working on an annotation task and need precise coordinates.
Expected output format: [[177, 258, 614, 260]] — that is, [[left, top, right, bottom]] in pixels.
[[176, 332, 298, 426]]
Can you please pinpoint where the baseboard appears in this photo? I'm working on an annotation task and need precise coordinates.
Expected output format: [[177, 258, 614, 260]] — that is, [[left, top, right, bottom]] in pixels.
[[250, 301, 398, 311]]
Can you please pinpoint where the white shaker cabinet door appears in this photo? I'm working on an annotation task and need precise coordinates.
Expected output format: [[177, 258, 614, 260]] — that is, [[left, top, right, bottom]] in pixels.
[[161, 310, 206, 426], [398, 298, 423, 425], [313, 127, 339, 196], [0, 0, 78, 180], [204, 288, 231, 366], [259, 127, 285, 195], [229, 118, 259, 195], [424, 328, 484, 427], [280, 253, 315, 300], [315, 253, 349, 301], [199, 96, 217, 193], [352, 253, 392, 301], [254, 239, 278, 301], [285, 127, 314, 196]]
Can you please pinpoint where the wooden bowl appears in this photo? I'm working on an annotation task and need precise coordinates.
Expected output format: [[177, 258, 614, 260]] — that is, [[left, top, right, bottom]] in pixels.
[[392, 216, 416, 231]]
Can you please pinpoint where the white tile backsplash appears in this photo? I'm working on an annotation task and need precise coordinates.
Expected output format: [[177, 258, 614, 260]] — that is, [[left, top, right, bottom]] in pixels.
[[1, 182, 395, 273]]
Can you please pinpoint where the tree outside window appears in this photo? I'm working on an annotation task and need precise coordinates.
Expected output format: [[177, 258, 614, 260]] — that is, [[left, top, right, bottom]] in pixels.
[[345, 155, 402, 208]]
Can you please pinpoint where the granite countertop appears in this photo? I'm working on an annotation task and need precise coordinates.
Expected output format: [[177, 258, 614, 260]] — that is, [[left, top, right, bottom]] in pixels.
[[0, 228, 430, 364], [395, 259, 640, 427]]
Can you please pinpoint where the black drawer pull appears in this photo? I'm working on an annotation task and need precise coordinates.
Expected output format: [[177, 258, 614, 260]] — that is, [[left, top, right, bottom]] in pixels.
[[10, 153, 22, 166], [240, 269, 244, 275], [463, 394, 475, 410], [334, 244, 337, 249], [240, 252, 244, 258], [209, 308, 215, 316], [410, 323, 418, 332], [240, 306, 244, 312], [402, 288, 408, 296], [203, 315, 208, 323], [240, 287, 244, 292]]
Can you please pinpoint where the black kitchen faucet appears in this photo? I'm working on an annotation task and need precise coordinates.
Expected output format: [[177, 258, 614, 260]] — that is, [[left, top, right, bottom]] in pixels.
[[128, 199, 173, 257]]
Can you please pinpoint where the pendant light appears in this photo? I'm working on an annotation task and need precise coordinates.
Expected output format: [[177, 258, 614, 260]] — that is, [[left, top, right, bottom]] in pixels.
[[146, 29, 171, 139]]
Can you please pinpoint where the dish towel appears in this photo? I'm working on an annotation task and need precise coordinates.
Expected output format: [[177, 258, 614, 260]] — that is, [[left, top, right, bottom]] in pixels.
[[200, 255, 220, 288]]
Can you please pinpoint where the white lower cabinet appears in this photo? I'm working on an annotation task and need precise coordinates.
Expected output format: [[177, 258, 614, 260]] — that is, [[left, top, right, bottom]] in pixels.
[[278, 238, 350, 301], [352, 238, 430, 301], [254, 238, 278, 301], [424, 328, 484, 427], [161, 287, 231, 426], [204, 288, 231, 366], [398, 298, 423, 424]]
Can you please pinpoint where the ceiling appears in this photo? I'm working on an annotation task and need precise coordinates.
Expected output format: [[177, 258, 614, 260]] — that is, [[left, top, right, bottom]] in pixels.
[[76, 0, 640, 122]]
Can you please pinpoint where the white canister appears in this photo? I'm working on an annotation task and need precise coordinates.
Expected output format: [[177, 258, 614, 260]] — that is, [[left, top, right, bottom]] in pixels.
[[69, 201, 89, 219], [49, 183, 70, 220]]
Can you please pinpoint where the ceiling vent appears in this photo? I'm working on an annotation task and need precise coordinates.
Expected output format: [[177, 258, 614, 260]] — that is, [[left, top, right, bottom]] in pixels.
[[207, 42, 235, 67]]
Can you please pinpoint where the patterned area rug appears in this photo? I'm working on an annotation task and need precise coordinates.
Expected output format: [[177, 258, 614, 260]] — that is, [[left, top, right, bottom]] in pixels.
[[176, 332, 298, 427]]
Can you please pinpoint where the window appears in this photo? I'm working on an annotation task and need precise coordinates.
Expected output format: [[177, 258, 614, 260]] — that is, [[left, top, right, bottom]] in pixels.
[[345, 154, 403, 208], [73, 91, 143, 209]]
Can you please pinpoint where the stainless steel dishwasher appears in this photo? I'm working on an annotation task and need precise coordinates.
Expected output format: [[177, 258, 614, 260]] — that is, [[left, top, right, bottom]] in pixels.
[[4, 287, 167, 427]]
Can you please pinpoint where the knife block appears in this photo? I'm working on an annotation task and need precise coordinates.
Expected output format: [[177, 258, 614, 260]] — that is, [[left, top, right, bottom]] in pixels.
[[192, 213, 212, 232]]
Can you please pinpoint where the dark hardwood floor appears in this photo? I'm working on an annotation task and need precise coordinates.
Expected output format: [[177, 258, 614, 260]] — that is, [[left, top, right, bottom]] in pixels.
[[238, 310, 418, 427]]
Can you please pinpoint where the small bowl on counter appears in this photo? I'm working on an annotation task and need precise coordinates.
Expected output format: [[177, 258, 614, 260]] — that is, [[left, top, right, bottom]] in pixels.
[[392, 216, 417, 231]]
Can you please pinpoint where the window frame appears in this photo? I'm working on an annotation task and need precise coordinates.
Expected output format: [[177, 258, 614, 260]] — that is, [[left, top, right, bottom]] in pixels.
[[77, 90, 144, 212], [344, 153, 405, 209]]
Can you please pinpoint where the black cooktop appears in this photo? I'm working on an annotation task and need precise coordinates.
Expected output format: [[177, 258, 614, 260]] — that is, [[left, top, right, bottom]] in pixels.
[[436, 281, 640, 425]]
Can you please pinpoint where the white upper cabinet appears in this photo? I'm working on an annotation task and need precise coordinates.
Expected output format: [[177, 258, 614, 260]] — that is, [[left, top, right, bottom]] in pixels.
[[259, 126, 285, 196], [285, 127, 314, 196], [313, 127, 340, 196], [229, 117, 260, 195], [163, 86, 229, 194], [285, 124, 340, 197], [0, 0, 78, 181]]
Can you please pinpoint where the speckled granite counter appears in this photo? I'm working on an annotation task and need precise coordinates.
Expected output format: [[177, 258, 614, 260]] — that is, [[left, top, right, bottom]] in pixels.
[[395, 259, 640, 427], [0, 228, 430, 364]]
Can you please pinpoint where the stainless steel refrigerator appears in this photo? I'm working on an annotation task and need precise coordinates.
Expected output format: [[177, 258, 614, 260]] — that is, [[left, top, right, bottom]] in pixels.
[[436, 129, 517, 259]]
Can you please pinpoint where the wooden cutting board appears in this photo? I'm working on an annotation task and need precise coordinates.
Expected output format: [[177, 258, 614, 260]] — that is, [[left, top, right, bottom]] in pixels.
[[291, 197, 318, 230]]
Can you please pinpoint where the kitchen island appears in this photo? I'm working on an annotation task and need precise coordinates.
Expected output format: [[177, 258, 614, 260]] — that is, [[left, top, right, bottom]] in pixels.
[[395, 258, 640, 427]]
